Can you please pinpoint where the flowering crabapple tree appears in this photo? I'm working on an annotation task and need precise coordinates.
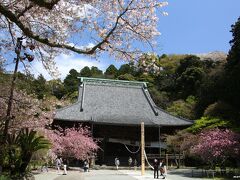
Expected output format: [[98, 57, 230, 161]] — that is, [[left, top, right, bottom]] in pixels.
[[0, 0, 168, 75], [47, 126, 98, 160], [191, 128, 240, 168]]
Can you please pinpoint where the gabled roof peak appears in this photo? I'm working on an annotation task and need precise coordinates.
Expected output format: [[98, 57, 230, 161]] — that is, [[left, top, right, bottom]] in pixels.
[[79, 77, 147, 88]]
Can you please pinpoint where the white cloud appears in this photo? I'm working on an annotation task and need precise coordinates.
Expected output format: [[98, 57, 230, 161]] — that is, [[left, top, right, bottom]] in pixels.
[[31, 54, 107, 80]]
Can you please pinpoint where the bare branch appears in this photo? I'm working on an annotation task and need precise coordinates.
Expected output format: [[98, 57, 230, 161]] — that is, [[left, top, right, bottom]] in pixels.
[[6, 18, 15, 46]]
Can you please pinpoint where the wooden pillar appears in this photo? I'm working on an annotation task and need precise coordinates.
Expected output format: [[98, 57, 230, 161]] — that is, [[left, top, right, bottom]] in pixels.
[[158, 126, 161, 158], [166, 154, 168, 169], [141, 122, 145, 176]]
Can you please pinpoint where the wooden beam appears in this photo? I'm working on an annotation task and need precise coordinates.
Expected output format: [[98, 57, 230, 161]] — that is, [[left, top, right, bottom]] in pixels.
[[141, 122, 145, 175]]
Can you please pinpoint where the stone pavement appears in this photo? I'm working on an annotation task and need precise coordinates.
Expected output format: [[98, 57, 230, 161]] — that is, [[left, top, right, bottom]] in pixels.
[[119, 169, 206, 180], [34, 169, 206, 180]]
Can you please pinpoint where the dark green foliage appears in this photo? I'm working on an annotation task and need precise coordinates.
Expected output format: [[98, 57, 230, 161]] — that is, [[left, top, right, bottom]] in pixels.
[[176, 67, 205, 98], [176, 56, 205, 98], [79, 66, 91, 77], [63, 69, 80, 95], [104, 64, 118, 78], [90, 66, 103, 77], [118, 63, 135, 76], [0, 128, 49, 177], [48, 79, 65, 99], [203, 101, 238, 120], [148, 88, 170, 109], [220, 17, 240, 108], [167, 96, 197, 120], [155, 71, 176, 93], [33, 74, 51, 99], [117, 73, 135, 81], [176, 55, 202, 75], [18, 129, 49, 173], [195, 17, 240, 122], [226, 17, 240, 69]]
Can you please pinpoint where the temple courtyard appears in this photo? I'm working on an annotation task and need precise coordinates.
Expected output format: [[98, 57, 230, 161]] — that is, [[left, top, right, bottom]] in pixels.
[[34, 169, 206, 180]]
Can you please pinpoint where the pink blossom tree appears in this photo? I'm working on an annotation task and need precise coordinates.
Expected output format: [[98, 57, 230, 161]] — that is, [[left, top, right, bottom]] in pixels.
[[0, 84, 98, 161], [47, 126, 99, 160], [191, 128, 240, 168]]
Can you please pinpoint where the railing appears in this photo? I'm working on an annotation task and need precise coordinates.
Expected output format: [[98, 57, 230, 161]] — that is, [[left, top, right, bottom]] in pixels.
[[146, 153, 184, 160]]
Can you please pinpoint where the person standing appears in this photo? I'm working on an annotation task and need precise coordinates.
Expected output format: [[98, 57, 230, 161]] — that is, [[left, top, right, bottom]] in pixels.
[[153, 158, 159, 179], [160, 159, 167, 179], [63, 158, 67, 175], [55, 157, 62, 174], [134, 159, 138, 171], [115, 157, 120, 170], [128, 157, 132, 169], [83, 160, 89, 172]]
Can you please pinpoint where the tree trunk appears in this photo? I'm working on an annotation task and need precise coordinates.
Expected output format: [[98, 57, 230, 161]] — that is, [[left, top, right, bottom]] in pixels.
[[19, 152, 32, 174]]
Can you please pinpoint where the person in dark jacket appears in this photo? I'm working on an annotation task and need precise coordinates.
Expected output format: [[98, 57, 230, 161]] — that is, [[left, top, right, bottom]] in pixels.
[[153, 158, 159, 179]]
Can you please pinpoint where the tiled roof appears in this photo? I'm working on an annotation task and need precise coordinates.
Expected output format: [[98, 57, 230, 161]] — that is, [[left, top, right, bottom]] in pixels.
[[54, 77, 193, 126]]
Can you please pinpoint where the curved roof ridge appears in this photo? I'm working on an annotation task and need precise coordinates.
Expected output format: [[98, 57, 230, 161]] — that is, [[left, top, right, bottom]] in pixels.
[[141, 87, 159, 116], [83, 82, 143, 89], [55, 101, 80, 112], [79, 77, 147, 87], [154, 106, 194, 123]]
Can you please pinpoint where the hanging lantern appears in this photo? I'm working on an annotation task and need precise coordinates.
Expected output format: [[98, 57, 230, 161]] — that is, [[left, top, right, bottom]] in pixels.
[[24, 53, 34, 62], [29, 44, 35, 50]]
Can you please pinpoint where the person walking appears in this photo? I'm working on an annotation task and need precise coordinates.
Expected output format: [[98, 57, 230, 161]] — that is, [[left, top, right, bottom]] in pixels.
[[153, 158, 159, 179], [160, 159, 167, 179], [115, 157, 120, 170], [55, 157, 62, 174]]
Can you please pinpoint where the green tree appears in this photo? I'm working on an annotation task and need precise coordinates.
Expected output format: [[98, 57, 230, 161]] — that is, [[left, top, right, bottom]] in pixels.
[[33, 74, 50, 99], [48, 79, 65, 99], [79, 66, 92, 77], [221, 17, 240, 108], [176, 67, 205, 98], [118, 63, 135, 76], [175, 56, 205, 98], [167, 96, 197, 119], [176, 55, 202, 75], [104, 64, 118, 78], [63, 69, 79, 95], [90, 66, 103, 77]]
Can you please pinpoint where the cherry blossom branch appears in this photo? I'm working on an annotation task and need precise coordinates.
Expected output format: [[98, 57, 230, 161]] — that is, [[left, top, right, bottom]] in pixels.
[[17, 4, 34, 18], [0, 0, 134, 55]]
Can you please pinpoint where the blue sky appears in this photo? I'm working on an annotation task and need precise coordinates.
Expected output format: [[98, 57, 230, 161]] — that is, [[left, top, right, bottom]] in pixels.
[[157, 0, 240, 54], [7, 0, 240, 80]]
